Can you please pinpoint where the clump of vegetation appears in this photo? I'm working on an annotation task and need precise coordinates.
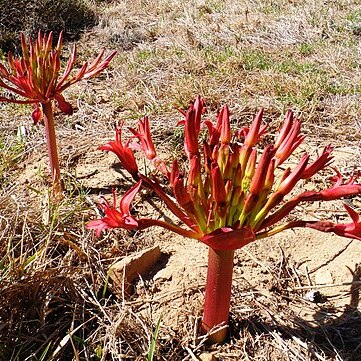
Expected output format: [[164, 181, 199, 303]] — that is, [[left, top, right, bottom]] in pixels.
[[0, 0, 97, 52]]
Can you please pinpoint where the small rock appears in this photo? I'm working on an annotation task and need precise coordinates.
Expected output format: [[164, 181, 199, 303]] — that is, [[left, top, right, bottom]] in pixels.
[[199, 352, 217, 361], [304, 290, 325, 303], [108, 245, 162, 297], [153, 267, 173, 282], [315, 269, 333, 285]]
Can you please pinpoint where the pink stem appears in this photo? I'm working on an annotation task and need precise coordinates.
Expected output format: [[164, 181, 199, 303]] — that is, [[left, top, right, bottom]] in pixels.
[[42, 101, 62, 195], [201, 247, 234, 343]]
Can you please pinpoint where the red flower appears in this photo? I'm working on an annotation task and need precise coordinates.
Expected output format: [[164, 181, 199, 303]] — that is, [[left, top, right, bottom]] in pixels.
[[89, 97, 361, 343], [244, 109, 267, 147], [274, 112, 305, 166], [0, 31, 116, 123], [258, 170, 361, 231], [170, 160, 195, 215], [129, 116, 168, 175], [305, 203, 361, 240], [100, 128, 139, 178], [276, 153, 309, 196], [211, 164, 227, 218], [302, 145, 334, 179], [333, 204, 361, 240], [183, 95, 204, 159], [262, 204, 361, 242], [129, 116, 156, 160], [86, 182, 141, 236]]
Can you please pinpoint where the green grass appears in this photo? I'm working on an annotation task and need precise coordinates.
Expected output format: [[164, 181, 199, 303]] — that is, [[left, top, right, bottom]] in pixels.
[[148, 316, 162, 361], [0, 136, 25, 185], [240, 49, 272, 71], [346, 9, 361, 23]]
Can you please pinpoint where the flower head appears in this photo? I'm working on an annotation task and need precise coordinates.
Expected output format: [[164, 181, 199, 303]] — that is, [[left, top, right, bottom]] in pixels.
[[0, 31, 116, 123], [89, 97, 361, 249]]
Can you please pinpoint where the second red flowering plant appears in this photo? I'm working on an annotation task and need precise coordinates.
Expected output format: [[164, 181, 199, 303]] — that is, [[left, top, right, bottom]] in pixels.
[[88, 96, 361, 343], [0, 31, 116, 196]]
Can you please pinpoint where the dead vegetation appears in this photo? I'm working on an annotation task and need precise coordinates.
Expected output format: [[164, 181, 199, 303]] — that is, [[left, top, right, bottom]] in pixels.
[[0, 0, 98, 52], [1, 0, 361, 360]]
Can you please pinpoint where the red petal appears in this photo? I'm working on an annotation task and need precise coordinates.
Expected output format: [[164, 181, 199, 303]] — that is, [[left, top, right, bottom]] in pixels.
[[344, 203, 360, 224], [55, 94, 73, 115], [120, 181, 142, 214], [245, 108, 264, 147], [86, 219, 110, 237], [32, 105, 43, 124]]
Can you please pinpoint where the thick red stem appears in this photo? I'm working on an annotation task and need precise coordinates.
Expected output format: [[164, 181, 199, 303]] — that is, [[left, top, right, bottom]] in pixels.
[[201, 247, 234, 343], [42, 101, 62, 195]]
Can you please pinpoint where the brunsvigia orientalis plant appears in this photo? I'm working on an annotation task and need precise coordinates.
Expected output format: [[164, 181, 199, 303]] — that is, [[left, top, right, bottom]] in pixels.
[[0, 31, 116, 196], [87, 96, 361, 343]]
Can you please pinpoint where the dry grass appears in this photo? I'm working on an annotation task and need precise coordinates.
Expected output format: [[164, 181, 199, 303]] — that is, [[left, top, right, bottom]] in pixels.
[[0, 0, 98, 52], [1, 0, 361, 360]]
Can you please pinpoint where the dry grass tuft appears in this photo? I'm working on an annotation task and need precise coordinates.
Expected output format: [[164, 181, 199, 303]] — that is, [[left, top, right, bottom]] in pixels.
[[0, 0, 97, 52]]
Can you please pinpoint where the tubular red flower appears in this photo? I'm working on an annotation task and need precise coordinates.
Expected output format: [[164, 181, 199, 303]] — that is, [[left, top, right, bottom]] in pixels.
[[204, 119, 221, 147], [258, 171, 361, 231], [301, 145, 334, 179], [187, 156, 203, 200], [274, 113, 305, 166], [241, 146, 275, 221], [170, 160, 196, 215], [244, 108, 267, 147], [259, 203, 361, 241], [86, 182, 142, 236], [220, 105, 231, 146], [274, 110, 293, 148], [249, 145, 274, 195], [128, 116, 169, 176], [183, 96, 204, 158], [99, 128, 139, 178], [130, 116, 156, 160], [333, 204, 361, 240], [276, 153, 309, 195], [211, 164, 226, 204]]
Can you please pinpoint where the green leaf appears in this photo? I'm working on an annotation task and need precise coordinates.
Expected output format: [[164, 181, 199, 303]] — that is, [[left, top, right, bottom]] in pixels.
[[148, 315, 162, 361]]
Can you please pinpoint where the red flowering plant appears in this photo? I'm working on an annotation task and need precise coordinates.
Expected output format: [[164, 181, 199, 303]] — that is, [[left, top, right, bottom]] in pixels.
[[88, 96, 361, 343], [0, 31, 116, 196]]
